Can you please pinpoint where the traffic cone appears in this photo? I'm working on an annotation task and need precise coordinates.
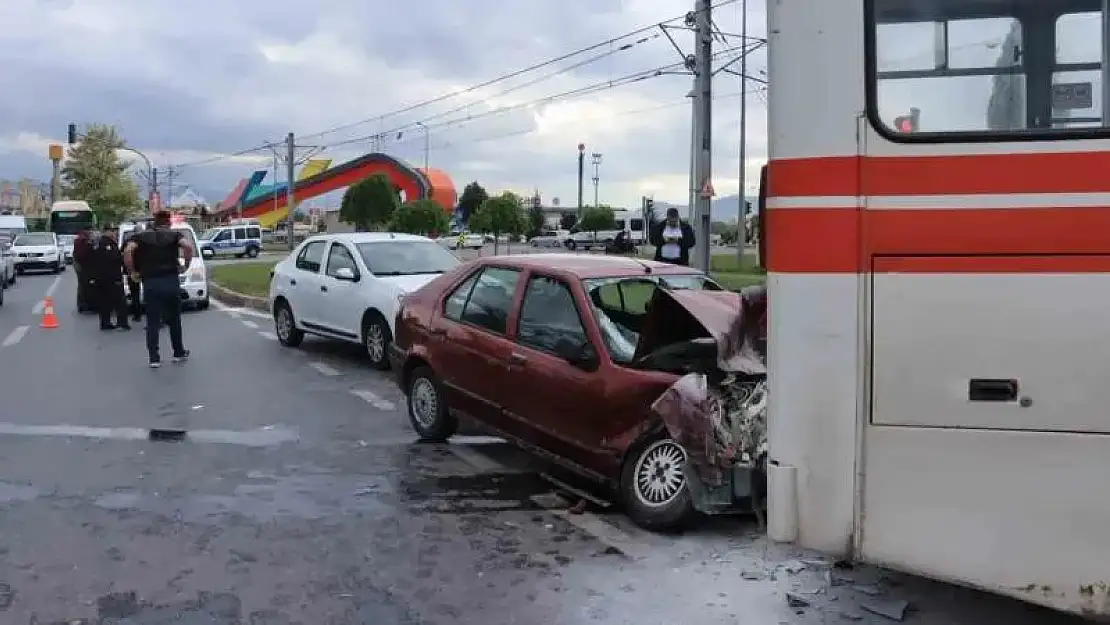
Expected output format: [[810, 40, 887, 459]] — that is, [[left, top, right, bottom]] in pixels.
[[40, 297, 59, 329]]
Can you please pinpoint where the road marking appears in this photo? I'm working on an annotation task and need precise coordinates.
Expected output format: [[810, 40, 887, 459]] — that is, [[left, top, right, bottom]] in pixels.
[[241, 320, 259, 329], [258, 331, 277, 340], [529, 493, 651, 559], [349, 389, 396, 410], [45, 275, 62, 297], [1, 325, 29, 347], [0, 423, 298, 447], [212, 299, 271, 320], [446, 443, 511, 473], [308, 362, 341, 376]]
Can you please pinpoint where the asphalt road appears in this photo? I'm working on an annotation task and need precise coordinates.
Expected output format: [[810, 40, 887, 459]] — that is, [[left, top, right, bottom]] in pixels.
[[0, 270, 1088, 624]]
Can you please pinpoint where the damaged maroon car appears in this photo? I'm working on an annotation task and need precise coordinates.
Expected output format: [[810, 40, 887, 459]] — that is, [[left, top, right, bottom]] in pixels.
[[389, 254, 767, 531]]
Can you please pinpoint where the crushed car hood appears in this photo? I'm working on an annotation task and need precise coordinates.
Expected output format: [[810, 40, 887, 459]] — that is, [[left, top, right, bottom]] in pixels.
[[634, 288, 765, 375]]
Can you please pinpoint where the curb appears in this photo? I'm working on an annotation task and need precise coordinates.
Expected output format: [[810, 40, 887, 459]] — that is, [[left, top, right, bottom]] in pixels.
[[209, 282, 269, 313]]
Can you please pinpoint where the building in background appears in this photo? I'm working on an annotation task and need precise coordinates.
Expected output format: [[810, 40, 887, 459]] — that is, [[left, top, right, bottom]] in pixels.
[[0, 178, 50, 217]]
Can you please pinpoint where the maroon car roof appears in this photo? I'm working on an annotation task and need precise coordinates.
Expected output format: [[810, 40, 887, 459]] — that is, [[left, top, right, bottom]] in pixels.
[[475, 253, 705, 279]]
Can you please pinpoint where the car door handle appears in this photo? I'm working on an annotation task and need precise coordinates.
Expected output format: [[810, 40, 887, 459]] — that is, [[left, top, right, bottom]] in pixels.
[[320, 285, 328, 292], [507, 352, 527, 365], [429, 327, 446, 337], [289, 278, 296, 286]]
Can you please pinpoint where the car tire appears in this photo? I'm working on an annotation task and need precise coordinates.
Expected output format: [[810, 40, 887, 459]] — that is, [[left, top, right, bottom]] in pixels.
[[362, 313, 391, 370], [406, 366, 457, 442], [197, 297, 210, 310], [245, 246, 259, 258], [53, 263, 61, 274], [273, 300, 304, 347], [565, 240, 577, 251], [620, 434, 696, 532]]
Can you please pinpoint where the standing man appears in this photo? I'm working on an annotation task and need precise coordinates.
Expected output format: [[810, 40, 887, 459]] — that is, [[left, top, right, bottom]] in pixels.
[[88, 225, 130, 330], [73, 228, 94, 313], [121, 230, 143, 322], [650, 207, 696, 266], [123, 211, 192, 368]]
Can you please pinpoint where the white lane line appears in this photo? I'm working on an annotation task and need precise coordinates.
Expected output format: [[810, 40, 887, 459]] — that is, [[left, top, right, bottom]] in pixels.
[[0, 423, 298, 447], [234, 308, 271, 320], [529, 493, 651, 559], [45, 275, 62, 297], [446, 444, 511, 473], [258, 331, 277, 340], [349, 389, 395, 410], [1, 325, 29, 347], [308, 362, 341, 376], [241, 320, 259, 329], [32, 300, 43, 315]]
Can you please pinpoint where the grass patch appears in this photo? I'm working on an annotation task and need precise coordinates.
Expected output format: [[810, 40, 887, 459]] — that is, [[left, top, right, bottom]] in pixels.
[[210, 261, 278, 298], [711, 271, 766, 290]]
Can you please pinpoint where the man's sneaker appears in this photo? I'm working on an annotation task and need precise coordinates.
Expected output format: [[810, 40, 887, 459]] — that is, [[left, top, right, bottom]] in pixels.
[[172, 350, 190, 363], [149, 359, 161, 368]]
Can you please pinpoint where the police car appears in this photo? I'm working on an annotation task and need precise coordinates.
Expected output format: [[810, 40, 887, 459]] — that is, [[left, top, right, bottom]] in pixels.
[[120, 216, 210, 310], [197, 221, 263, 259]]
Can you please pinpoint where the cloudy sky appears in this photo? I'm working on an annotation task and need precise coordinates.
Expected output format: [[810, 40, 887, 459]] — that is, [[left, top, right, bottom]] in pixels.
[[0, 0, 768, 210]]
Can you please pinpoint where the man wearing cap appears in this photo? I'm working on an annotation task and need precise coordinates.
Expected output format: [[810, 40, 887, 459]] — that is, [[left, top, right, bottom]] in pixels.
[[122, 211, 193, 367]]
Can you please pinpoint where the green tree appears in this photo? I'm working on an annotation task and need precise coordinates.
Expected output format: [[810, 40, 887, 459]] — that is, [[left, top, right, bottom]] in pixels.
[[339, 174, 399, 231], [390, 199, 450, 236], [60, 123, 141, 224], [527, 203, 545, 238], [456, 181, 488, 224], [579, 205, 616, 238], [470, 192, 525, 255]]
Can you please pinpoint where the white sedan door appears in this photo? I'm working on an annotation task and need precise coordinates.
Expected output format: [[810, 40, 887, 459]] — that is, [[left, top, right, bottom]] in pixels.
[[316, 242, 366, 339], [281, 239, 328, 328]]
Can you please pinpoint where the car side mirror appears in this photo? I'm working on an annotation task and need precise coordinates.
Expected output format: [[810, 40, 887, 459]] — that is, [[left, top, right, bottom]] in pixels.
[[333, 267, 359, 281], [554, 339, 600, 371]]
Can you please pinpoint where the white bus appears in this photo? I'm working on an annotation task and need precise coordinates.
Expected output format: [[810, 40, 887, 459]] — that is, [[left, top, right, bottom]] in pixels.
[[765, 0, 1109, 617]]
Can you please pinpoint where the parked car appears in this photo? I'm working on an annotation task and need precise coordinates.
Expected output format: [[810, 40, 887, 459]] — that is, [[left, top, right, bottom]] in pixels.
[[389, 253, 767, 530], [10, 232, 64, 274], [269, 232, 462, 369], [198, 223, 263, 258], [530, 229, 570, 248], [438, 231, 484, 250], [0, 236, 16, 288]]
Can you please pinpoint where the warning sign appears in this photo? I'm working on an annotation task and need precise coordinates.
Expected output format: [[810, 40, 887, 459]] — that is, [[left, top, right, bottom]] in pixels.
[[700, 180, 715, 199]]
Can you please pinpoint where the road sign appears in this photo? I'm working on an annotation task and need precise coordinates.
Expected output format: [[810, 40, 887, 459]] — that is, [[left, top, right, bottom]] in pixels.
[[700, 180, 715, 199]]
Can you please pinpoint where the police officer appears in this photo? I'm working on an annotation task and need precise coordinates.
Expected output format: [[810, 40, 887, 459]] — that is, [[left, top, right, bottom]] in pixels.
[[88, 225, 130, 330], [122, 211, 193, 367]]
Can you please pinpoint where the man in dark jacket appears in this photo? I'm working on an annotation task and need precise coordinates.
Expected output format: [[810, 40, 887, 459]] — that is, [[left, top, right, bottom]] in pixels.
[[649, 207, 696, 266], [73, 228, 95, 313], [123, 211, 193, 367], [88, 225, 130, 330]]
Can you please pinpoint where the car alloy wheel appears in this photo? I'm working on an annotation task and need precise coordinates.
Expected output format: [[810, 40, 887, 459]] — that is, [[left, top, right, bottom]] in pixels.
[[410, 377, 439, 429], [632, 439, 688, 508], [365, 323, 385, 362], [276, 307, 293, 340]]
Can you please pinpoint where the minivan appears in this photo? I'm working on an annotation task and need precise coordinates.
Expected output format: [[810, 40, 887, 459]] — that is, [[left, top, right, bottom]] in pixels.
[[198, 224, 263, 258]]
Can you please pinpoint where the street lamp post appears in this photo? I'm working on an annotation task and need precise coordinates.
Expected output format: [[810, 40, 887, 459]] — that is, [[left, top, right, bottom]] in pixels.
[[590, 153, 603, 207], [118, 147, 154, 203]]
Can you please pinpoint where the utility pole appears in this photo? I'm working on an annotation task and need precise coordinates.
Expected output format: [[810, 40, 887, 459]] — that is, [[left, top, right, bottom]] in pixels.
[[416, 122, 429, 170], [286, 132, 296, 251], [576, 143, 585, 219], [591, 153, 603, 207], [164, 165, 177, 210], [736, 0, 749, 263], [690, 0, 714, 271], [151, 167, 159, 212], [48, 144, 63, 207]]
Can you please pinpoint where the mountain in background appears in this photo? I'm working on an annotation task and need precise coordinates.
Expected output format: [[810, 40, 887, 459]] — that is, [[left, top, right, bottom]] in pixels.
[[653, 194, 756, 222]]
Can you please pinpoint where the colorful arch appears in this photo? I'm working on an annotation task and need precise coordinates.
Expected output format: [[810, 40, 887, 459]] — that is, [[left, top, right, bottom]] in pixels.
[[234, 152, 457, 222]]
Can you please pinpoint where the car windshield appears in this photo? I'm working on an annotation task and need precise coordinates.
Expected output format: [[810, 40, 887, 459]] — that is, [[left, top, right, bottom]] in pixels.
[[355, 240, 460, 276], [13, 233, 54, 246], [582, 274, 722, 364], [199, 229, 218, 240]]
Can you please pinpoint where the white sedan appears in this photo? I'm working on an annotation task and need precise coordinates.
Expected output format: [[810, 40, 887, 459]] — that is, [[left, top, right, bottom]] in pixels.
[[269, 232, 462, 369]]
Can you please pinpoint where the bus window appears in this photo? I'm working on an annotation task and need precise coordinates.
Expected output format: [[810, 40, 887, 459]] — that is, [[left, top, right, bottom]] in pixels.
[[868, 0, 1107, 136]]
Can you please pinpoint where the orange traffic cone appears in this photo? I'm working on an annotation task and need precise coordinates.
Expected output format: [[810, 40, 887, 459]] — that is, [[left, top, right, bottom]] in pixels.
[[40, 297, 59, 329]]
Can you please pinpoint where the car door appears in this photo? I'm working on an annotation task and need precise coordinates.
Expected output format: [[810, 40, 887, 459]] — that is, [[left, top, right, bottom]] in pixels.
[[500, 273, 608, 471], [283, 239, 327, 327], [211, 229, 233, 254], [232, 228, 248, 255], [317, 241, 363, 338], [429, 266, 524, 435]]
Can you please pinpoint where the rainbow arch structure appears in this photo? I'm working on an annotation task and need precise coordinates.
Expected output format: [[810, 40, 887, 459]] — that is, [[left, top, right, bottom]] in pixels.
[[217, 153, 457, 226]]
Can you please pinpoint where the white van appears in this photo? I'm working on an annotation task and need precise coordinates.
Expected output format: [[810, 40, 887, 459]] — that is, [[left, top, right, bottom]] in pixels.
[[197, 223, 263, 259], [120, 219, 209, 310]]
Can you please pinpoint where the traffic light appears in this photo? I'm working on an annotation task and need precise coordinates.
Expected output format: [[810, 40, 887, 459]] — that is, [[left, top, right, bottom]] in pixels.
[[67, 123, 77, 144], [892, 107, 921, 133]]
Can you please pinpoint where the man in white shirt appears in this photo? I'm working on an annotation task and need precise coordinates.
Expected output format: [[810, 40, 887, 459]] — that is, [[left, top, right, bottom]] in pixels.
[[650, 207, 696, 266]]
